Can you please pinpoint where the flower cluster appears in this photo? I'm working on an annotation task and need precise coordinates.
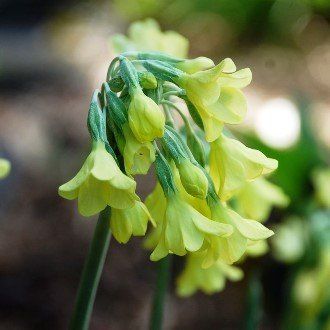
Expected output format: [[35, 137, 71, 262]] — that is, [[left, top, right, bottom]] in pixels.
[[59, 20, 288, 296]]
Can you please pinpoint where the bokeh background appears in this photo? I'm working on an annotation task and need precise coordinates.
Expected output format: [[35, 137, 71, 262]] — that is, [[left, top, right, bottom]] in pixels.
[[0, 0, 329, 329]]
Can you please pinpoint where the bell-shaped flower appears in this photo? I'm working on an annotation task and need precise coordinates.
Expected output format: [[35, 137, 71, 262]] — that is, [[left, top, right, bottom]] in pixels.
[[175, 58, 252, 141], [128, 90, 165, 143], [176, 159, 209, 199], [0, 158, 10, 179], [150, 193, 233, 261], [210, 133, 278, 201], [58, 140, 137, 217], [175, 57, 215, 74], [236, 177, 289, 222], [110, 200, 155, 243], [176, 251, 243, 297], [122, 125, 155, 175], [203, 201, 274, 267]]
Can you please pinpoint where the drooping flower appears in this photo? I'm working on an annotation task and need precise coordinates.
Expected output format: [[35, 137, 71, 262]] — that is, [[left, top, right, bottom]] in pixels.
[[122, 124, 155, 175], [128, 90, 165, 143], [150, 193, 233, 261], [0, 158, 10, 179], [175, 58, 252, 142], [210, 133, 278, 201], [203, 201, 274, 267], [58, 140, 137, 217], [110, 200, 155, 243], [235, 177, 289, 222], [176, 251, 243, 297]]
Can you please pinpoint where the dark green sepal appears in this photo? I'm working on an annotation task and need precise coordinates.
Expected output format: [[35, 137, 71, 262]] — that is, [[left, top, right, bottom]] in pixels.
[[154, 150, 177, 197], [161, 127, 188, 163], [186, 130, 206, 167], [87, 90, 107, 143], [103, 83, 128, 131], [137, 51, 183, 64], [108, 76, 125, 93], [185, 100, 204, 130], [141, 60, 183, 82], [119, 56, 140, 91]]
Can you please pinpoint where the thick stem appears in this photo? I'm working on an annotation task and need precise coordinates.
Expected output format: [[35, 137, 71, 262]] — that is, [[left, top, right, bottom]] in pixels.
[[70, 207, 112, 330], [150, 256, 172, 330]]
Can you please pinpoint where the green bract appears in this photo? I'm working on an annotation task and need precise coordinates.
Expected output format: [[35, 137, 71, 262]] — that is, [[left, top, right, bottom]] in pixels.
[[58, 140, 137, 216]]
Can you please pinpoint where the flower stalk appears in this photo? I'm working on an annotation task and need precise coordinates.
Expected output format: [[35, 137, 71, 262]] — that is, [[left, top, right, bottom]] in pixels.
[[69, 207, 112, 330], [150, 256, 172, 330]]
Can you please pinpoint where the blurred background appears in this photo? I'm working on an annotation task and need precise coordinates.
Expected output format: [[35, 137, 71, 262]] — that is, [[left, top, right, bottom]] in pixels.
[[0, 0, 329, 329]]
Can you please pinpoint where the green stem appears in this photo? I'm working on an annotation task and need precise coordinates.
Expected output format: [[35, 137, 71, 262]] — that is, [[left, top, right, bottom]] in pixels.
[[150, 256, 172, 330], [69, 207, 112, 330]]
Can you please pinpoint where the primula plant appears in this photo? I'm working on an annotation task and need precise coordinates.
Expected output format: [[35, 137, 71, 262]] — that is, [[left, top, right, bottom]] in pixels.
[[59, 20, 287, 329]]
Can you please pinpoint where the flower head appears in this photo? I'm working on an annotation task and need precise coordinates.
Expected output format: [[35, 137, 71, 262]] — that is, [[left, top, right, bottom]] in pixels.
[[176, 251, 243, 297], [203, 201, 274, 267], [122, 124, 155, 175], [236, 177, 289, 222], [58, 140, 137, 216], [210, 133, 278, 201], [110, 200, 155, 243], [150, 193, 233, 261], [0, 158, 10, 179], [128, 90, 165, 143]]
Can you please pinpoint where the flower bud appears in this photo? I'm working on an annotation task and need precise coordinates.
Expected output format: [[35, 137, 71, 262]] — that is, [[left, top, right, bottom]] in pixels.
[[128, 90, 165, 143], [175, 57, 214, 74], [177, 159, 208, 199], [139, 71, 158, 89]]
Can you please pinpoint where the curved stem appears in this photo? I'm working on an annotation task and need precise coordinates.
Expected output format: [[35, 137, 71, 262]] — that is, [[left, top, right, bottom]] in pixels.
[[150, 256, 172, 330], [69, 207, 112, 330]]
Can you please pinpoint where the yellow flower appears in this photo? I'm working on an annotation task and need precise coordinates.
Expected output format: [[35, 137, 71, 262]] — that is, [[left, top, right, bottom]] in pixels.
[[128, 90, 165, 143], [175, 58, 252, 142], [176, 251, 243, 297], [311, 167, 330, 208], [210, 133, 278, 201], [112, 18, 188, 58], [144, 183, 167, 251], [203, 201, 274, 267], [150, 194, 233, 261], [110, 200, 155, 243], [0, 158, 10, 179], [235, 177, 289, 222], [176, 159, 208, 199], [58, 140, 137, 217], [175, 57, 215, 74], [122, 124, 155, 175]]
